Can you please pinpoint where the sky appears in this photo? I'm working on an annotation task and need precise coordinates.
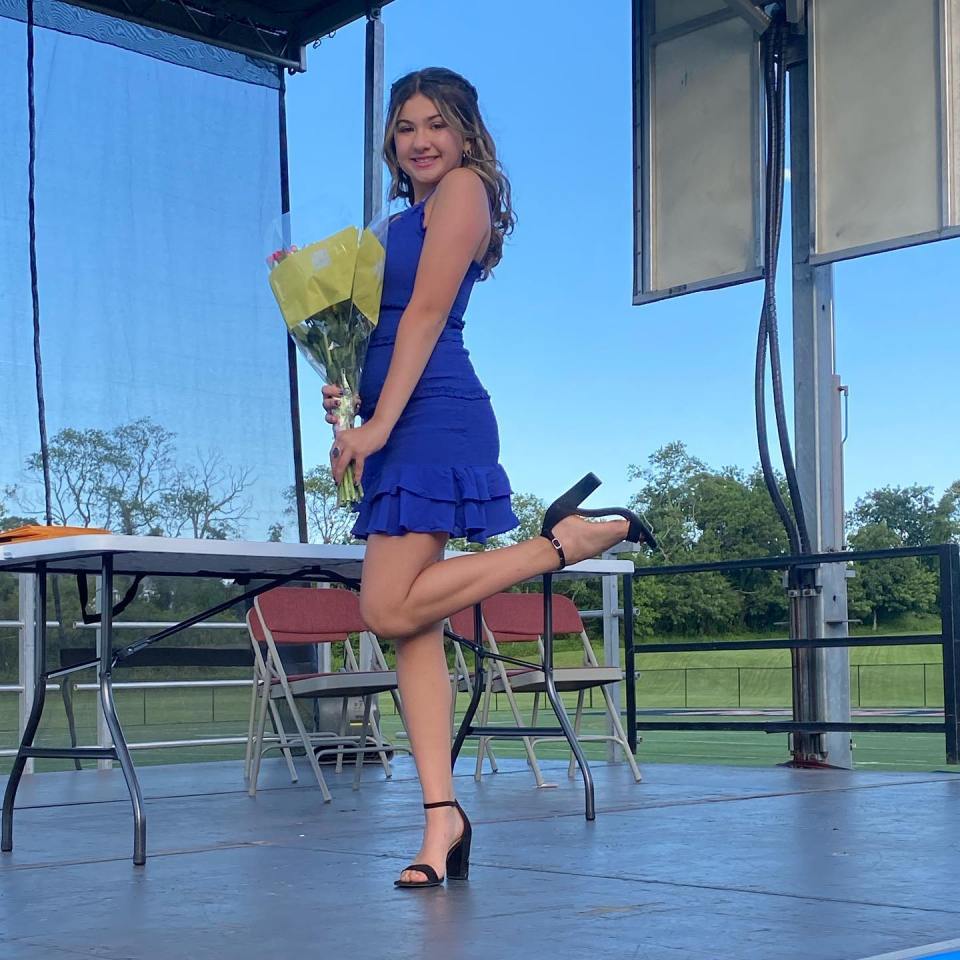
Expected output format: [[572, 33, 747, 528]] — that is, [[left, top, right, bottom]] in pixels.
[[285, 0, 960, 517]]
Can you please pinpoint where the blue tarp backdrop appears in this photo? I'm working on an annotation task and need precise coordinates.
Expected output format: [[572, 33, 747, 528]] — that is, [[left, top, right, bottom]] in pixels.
[[0, 1, 296, 540]]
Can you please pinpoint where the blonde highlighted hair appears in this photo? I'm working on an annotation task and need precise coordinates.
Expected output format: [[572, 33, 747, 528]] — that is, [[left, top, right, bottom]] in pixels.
[[383, 67, 515, 279]]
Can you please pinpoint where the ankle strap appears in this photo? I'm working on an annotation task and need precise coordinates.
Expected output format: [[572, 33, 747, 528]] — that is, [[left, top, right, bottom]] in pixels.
[[423, 800, 457, 809]]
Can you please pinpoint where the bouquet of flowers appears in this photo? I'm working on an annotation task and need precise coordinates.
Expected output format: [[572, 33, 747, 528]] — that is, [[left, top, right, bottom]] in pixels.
[[266, 215, 387, 506]]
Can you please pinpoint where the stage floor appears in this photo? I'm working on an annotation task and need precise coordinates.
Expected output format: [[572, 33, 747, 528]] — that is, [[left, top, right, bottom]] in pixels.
[[1, 755, 959, 959]]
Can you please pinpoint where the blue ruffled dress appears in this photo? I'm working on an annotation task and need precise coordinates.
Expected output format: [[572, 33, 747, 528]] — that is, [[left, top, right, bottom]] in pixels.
[[351, 196, 519, 544]]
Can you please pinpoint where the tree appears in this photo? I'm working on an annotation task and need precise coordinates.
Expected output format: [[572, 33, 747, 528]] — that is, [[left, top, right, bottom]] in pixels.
[[23, 419, 175, 533], [161, 453, 252, 540], [846, 522, 938, 629], [933, 480, 960, 545], [848, 484, 942, 546], [281, 465, 354, 544], [627, 441, 706, 562], [507, 491, 546, 544], [0, 488, 31, 532], [18, 418, 251, 538]]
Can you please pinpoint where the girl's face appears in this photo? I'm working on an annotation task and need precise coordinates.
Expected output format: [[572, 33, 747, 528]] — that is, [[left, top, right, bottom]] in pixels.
[[394, 93, 465, 199]]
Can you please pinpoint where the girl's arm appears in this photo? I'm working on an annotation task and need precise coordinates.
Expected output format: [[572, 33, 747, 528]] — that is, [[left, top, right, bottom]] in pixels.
[[368, 167, 490, 436]]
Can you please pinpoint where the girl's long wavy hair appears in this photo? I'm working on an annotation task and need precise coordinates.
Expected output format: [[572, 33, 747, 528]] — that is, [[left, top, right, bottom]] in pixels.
[[383, 67, 515, 279]]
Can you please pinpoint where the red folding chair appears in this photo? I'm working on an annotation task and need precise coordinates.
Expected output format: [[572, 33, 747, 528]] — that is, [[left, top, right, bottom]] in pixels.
[[245, 587, 400, 798], [450, 592, 642, 787]]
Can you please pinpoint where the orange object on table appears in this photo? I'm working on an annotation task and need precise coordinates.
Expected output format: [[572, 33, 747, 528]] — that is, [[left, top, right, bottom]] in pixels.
[[0, 524, 112, 544]]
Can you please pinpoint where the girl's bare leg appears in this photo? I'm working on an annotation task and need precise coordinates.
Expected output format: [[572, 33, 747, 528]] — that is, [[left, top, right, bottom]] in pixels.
[[393, 619, 467, 884], [360, 518, 629, 882], [360, 515, 629, 641], [361, 532, 464, 884]]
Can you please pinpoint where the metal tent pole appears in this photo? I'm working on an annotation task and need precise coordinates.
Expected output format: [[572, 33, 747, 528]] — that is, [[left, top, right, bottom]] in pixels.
[[788, 47, 852, 768]]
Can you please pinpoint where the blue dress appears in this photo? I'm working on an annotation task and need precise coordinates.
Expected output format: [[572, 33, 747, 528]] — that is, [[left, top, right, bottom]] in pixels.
[[351, 197, 519, 544]]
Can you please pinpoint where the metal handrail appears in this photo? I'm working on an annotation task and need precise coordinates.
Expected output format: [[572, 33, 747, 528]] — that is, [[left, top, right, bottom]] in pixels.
[[623, 542, 960, 763]]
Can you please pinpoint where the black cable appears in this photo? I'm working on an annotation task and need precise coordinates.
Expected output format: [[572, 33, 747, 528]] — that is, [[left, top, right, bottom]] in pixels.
[[26, 0, 53, 528], [755, 12, 811, 556]]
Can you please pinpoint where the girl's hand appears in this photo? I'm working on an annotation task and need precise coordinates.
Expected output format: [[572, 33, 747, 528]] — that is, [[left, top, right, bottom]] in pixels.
[[330, 420, 389, 487], [322, 383, 360, 426]]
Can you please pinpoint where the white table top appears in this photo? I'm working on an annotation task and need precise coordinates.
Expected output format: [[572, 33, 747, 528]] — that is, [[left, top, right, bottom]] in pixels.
[[0, 534, 634, 582]]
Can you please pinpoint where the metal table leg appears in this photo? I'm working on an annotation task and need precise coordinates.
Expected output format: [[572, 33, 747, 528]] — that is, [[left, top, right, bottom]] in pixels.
[[540, 573, 595, 820], [451, 604, 486, 765], [97, 555, 147, 865], [2, 565, 47, 853], [450, 582, 598, 820]]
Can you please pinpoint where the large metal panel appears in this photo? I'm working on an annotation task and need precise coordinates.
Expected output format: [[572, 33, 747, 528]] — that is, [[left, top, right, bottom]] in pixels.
[[634, 1, 764, 304], [810, 0, 960, 262], [653, 0, 726, 32], [949, 0, 960, 225]]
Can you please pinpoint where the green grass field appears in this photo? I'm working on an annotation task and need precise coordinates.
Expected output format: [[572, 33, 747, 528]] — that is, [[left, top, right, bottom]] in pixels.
[[1, 614, 954, 776]]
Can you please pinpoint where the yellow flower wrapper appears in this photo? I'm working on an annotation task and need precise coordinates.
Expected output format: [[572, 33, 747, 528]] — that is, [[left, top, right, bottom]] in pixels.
[[352, 226, 386, 328], [268, 226, 360, 331], [265, 211, 389, 509]]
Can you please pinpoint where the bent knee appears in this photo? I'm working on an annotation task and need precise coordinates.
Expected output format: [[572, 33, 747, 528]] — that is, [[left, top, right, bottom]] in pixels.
[[360, 595, 413, 639]]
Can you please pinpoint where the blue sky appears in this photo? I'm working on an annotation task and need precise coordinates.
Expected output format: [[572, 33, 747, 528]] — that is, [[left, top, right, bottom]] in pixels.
[[286, 0, 960, 516]]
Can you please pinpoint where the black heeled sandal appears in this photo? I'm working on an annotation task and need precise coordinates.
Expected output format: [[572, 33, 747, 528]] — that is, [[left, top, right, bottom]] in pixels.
[[540, 472, 658, 569], [394, 799, 472, 889]]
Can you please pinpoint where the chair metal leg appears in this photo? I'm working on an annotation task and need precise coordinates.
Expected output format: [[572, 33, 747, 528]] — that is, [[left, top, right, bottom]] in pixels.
[[248, 675, 273, 796], [474, 668, 494, 781], [542, 575, 595, 820], [368, 711, 393, 777], [353, 696, 372, 790], [268, 699, 299, 782], [284, 691, 332, 802], [454, 639, 497, 773], [495, 656, 550, 787], [600, 683, 643, 782], [451, 613, 486, 768], [336, 699, 349, 774], [243, 672, 259, 781], [60, 675, 82, 772]]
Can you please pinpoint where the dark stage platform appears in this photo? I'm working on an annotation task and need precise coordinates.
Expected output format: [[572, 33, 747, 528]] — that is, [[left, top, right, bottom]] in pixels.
[[2, 756, 959, 959]]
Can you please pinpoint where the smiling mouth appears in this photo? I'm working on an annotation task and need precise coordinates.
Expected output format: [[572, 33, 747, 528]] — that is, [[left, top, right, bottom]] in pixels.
[[412, 157, 439, 166]]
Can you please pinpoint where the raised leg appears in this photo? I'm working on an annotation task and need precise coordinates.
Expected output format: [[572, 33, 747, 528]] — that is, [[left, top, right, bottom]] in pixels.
[[359, 518, 629, 642]]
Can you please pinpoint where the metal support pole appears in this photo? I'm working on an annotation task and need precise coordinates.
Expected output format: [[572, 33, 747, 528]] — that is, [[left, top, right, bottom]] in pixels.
[[95, 577, 112, 770], [789, 52, 852, 768], [363, 9, 385, 224], [278, 68, 309, 545], [940, 544, 960, 763], [623, 572, 637, 754], [601, 563, 621, 761], [17, 574, 36, 776]]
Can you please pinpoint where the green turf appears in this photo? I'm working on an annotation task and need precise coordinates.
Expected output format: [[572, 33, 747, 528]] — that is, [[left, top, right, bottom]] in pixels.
[[1, 684, 956, 776], [1, 614, 954, 775]]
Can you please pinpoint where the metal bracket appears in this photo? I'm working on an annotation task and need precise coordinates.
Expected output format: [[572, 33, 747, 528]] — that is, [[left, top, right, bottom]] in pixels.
[[722, 0, 771, 34]]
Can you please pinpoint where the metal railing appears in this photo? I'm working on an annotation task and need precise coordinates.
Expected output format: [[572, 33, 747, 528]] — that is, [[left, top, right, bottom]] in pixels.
[[624, 543, 960, 762]]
